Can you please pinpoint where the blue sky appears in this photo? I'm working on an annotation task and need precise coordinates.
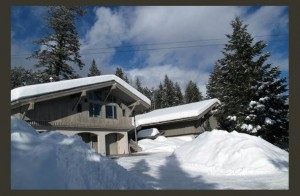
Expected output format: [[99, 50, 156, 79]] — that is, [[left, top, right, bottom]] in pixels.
[[11, 6, 289, 95]]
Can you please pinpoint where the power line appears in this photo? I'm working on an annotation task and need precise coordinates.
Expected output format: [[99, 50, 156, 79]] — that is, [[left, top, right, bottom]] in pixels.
[[11, 37, 288, 58], [80, 34, 288, 51], [79, 38, 288, 56], [15, 33, 288, 48], [80, 43, 227, 55]]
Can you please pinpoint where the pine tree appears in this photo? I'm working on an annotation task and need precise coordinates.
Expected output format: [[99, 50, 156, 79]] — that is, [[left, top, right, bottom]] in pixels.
[[206, 63, 223, 99], [124, 76, 130, 84], [152, 76, 185, 109], [206, 17, 288, 149], [134, 77, 153, 104], [154, 83, 164, 109], [142, 87, 155, 111], [11, 66, 63, 89], [134, 77, 143, 92], [161, 75, 176, 108], [28, 6, 86, 81], [88, 59, 101, 77], [184, 80, 203, 103], [207, 17, 267, 131], [115, 67, 129, 83], [147, 87, 156, 110], [115, 67, 124, 79], [174, 82, 184, 105], [11, 67, 35, 89], [242, 65, 289, 150]]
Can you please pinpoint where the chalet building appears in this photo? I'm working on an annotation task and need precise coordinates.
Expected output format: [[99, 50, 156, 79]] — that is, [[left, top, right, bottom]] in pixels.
[[11, 75, 151, 156], [134, 99, 220, 138]]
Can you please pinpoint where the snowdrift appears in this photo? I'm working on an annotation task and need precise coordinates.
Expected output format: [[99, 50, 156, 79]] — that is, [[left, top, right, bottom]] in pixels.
[[172, 130, 288, 175], [11, 117, 152, 189], [138, 135, 194, 153]]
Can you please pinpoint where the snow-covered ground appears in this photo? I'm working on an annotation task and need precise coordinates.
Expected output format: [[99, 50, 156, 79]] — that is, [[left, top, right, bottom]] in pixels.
[[11, 117, 152, 189], [115, 131, 289, 190], [11, 117, 288, 189]]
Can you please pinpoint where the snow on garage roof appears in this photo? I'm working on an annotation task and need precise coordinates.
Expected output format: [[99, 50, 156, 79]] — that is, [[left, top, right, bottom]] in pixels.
[[135, 99, 220, 127], [11, 75, 151, 105]]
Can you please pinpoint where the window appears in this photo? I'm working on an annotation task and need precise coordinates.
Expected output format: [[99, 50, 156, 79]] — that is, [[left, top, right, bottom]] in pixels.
[[88, 92, 99, 101], [89, 103, 101, 117], [106, 105, 117, 119], [77, 104, 82, 113], [122, 109, 126, 117]]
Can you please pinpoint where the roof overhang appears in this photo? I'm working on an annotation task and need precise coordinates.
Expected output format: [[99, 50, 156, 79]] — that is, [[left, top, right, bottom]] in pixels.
[[11, 78, 150, 112], [136, 101, 219, 129]]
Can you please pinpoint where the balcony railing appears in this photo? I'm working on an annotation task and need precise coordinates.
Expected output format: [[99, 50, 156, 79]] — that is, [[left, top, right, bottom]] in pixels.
[[25, 120, 133, 130]]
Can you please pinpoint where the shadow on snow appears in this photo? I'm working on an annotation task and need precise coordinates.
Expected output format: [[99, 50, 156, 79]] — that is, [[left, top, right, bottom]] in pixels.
[[129, 154, 218, 189]]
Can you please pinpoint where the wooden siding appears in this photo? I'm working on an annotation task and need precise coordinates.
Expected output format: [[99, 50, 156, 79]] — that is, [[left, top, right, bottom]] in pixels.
[[136, 114, 218, 137], [12, 90, 134, 130]]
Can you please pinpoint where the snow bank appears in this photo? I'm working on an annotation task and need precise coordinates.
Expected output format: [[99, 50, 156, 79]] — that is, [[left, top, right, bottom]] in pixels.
[[11, 117, 152, 189], [138, 135, 194, 153], [137, 128, 159, 138], [173, 130, 288, 175], [11, 75, 150, 105], [135, 99, 220, 127]]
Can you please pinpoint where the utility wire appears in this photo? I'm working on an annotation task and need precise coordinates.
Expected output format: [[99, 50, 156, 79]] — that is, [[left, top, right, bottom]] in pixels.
[[79, 38, 288, 56], [11, 37, 288, 58], [80, 34, 288, 51], [80, 43, 227, 55], [15, 33, 288, 47]]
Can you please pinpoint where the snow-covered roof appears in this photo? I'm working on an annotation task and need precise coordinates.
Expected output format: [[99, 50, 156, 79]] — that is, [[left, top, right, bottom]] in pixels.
[[135, 99, 220, 127], [11, 75, 151, 106]]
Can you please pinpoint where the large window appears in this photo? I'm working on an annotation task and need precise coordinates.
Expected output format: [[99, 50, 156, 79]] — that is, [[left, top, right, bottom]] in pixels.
[[77, 104, 82, 113], [88, 92, 99, 101], [106, 105, 117, 119], [89, 103, 101, 117]]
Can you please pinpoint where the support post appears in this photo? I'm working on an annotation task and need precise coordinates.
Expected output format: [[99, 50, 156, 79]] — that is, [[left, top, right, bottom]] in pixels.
[[21, 102, 34, 120], [103, 83, 117, 104], [133, 110, 137, 143], [129, 100, 140, 116], [72, 90, 86, 111]]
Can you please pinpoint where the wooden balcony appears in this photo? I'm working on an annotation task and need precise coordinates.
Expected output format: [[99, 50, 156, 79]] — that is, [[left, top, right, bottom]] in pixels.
[[25, 118, 134, 132]]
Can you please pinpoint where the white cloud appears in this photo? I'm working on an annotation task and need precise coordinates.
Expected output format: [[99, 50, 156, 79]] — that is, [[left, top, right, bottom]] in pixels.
[[125, 6, 246, 69], [79, 6, 247, 90], [11, 6, 288, 94], [128, 6, 241, 43], [78, 7, 129, 76], [245, 6, 288, 39], [243, 6, 288, 72], [80, 7, 127, 66], [80, 6, 248, 71], [77, 6, 288, 95]]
